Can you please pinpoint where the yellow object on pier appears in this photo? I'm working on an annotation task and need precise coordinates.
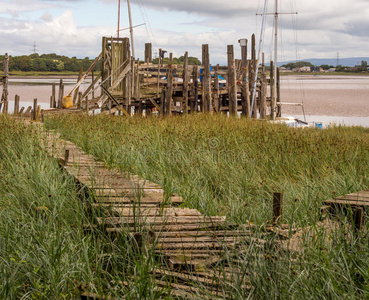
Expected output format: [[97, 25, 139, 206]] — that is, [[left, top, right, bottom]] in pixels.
[[62, 96, 73, 109]]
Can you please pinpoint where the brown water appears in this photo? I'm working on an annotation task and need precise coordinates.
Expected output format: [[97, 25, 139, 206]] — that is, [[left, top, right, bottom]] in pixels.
[[4, 75, 369, 126], [281, 75, 369, 118], [5, 77, 93, 111]]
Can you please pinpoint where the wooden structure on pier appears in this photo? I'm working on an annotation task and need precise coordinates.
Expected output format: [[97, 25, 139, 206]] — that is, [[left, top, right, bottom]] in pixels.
[[70, 35, 283, 118], [0, 53, 9, 113]]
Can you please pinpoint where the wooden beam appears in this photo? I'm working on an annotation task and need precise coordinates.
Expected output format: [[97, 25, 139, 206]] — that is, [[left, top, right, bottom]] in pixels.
[[182, 52, 189, 114], [165, 53, 173, 115], [227, 45, 237, 116]]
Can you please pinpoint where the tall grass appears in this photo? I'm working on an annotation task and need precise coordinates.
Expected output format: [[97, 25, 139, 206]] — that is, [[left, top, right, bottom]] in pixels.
[[42, 113, 369, 298], [45, 114, 369, 226], [0, 115, 166, 299]]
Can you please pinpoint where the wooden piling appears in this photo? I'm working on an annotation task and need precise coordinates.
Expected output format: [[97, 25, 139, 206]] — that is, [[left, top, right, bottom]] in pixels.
[[32, 98, 38, 121], [227, 45, 237, 116], [260, 57, 267, 119], [14, 95, 20, 115], [277, 67, 281, 117], [270, 61, 275, 119], [202, 44, 211, 112], [64, 149, 70, 166], [354, 207, 363, 232], [2, 53, 9, 102], [191, 66, 199, 113], [160, 89, 166, 115], [85, 97, 89, 112], [3, 101, 8, 114], [240, 40, 250, 118], [73, 68, 83, 105], [51, 82, 56, 108], [58, 79, 64, 109], [145, 43, 152, 64], [182, 52, 189, 114], [157, 48, 162, 96], [165, 53, 173, 115], [213, 64, 220, 112], [273, 192, 283, 224], [77, 92, 82, 109]]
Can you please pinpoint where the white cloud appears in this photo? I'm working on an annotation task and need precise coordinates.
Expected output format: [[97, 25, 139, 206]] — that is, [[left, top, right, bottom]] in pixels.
[[0, 0, 369, 64]]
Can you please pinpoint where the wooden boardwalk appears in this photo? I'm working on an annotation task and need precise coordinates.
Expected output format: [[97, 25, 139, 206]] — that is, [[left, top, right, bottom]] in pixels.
[[42, 129, 259, 298]]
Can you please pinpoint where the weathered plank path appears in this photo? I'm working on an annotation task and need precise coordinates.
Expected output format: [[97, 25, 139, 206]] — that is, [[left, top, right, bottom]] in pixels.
[[41, 129, 256, 298]]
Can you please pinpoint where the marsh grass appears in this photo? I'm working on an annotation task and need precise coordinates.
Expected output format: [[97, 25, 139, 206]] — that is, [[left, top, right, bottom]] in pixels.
[[43, 113, 369, 298], [2, 113, 369, 298], [0, 115, 166, 299]]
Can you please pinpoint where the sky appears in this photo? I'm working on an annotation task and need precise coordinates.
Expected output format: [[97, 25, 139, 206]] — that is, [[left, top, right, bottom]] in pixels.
[[1, 0, 369, 65]]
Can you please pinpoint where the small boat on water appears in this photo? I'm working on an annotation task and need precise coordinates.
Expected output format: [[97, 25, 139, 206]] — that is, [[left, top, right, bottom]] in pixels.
[[272, 116, 309, 128]]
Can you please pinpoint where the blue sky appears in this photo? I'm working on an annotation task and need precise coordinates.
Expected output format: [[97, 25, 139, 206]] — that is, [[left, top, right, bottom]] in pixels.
[[1, 0, 369, 65]]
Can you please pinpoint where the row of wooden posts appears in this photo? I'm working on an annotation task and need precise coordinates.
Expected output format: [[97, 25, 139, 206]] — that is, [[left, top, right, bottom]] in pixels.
[[1, 34, 282, 118]]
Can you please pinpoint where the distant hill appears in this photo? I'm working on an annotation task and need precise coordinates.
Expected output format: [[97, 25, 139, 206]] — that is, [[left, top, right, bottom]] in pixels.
[[278, 57, 369, 67]]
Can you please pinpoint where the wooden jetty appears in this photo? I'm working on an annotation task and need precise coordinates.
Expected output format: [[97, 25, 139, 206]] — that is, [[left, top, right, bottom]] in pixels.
[[14, 34, 290, 120], [40, 127, 293, 298]]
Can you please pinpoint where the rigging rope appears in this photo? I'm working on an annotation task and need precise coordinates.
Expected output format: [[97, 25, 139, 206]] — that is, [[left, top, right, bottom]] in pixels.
[[250, 0, 269, 118]]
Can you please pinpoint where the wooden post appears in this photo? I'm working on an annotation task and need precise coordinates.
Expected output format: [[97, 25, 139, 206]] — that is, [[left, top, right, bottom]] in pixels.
[[277, 67, 281, 117], [182, 52, 189, 114], [157, 48, 162, 96], [165, 53, 173, 115], [227, 45, 237, 116], [354, 207, 363, 232], [202, 44, 211, 112], [145, 43, 152, 64], [213, 64, 220, 112], [73, 68, 83, 105], [270, 61, 275, 119], [191, 66, 199, 113], [160, 89, 166, 116], [1, 53, 9, 107], [14, 95, 20, 115], [260, 56, 267, 119], [58, 79, 64, 109], [32, 98, 37, 121], [51, 82, 56, 108], [3, 101, 8, 114], [273, 192, 283, 224], [77, 92, 82, 109], [64, 149, 70, 166], [92, 70, 95, 99], [240, 40, 250, 118], [85, 97, 89, 112]]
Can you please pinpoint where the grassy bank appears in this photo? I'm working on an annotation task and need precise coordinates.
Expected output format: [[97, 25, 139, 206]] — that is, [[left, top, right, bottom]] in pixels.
[[44, 113, 369, 298], [2, 113, 369, 298], [0, 116, 165, 299], [45, 114, 369, 226]]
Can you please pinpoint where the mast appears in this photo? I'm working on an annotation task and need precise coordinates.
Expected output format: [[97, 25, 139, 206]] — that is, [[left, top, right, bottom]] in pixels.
[[118, 0, 121, 38], [127, 0, 135, 58], [272, 0, 278, 120]]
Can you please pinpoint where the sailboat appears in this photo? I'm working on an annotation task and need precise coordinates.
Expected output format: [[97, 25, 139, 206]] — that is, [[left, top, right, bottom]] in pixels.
[[256, 0, 308, 127]]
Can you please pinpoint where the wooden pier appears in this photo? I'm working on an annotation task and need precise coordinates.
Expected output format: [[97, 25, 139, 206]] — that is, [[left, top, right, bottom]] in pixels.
[[40, 126, 294, 298], [36, 35, 286, 120]]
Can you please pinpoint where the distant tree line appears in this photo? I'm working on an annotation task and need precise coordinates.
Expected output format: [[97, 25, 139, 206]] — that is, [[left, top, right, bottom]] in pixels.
[[282, 60, 369, 73], [0, 53, 101, 72], [0, 53, 201, 72]]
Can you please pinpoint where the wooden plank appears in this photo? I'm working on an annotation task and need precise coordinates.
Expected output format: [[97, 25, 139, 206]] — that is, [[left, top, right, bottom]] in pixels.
[[97, 215, 227, 226], [106, 222, 234, 233], [324, 199, 369, 206], [112, 207, 201, 217]]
